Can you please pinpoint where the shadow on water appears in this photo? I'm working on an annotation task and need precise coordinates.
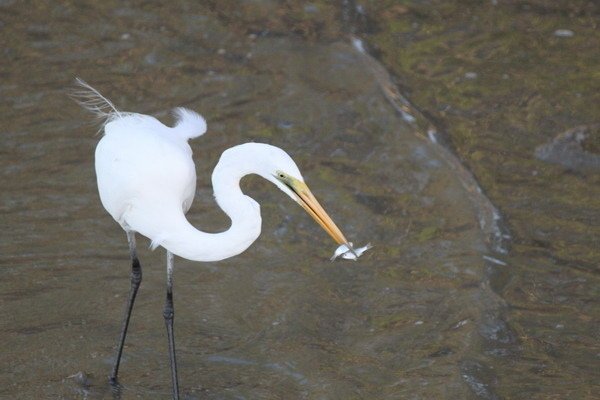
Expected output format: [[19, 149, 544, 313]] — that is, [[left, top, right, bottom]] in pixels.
[[1, 1, 598, 399]]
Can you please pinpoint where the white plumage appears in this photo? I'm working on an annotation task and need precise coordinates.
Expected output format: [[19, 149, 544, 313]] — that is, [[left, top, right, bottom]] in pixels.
[[72, 79, 352, 398], [71, 78, 352, 261], [95, 109, 316, 261]]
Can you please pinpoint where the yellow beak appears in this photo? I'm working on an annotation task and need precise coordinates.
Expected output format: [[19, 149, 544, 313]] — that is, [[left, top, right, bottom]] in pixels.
[[283, 176, 350, 246]]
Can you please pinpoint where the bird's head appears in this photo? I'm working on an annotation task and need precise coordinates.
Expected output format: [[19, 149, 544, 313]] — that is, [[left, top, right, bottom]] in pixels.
[[254, 144, 351, 247]]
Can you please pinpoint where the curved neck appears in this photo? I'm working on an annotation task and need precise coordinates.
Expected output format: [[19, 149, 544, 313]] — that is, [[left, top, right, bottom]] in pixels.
[[155, 146, 263, 262]]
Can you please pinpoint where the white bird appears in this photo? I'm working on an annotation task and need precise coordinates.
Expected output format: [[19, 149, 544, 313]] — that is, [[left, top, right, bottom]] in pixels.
[[72, 79, 353, 399]]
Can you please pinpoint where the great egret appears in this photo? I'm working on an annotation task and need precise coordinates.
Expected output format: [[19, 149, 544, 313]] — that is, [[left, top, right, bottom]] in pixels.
[[72, 79, 357, 399]]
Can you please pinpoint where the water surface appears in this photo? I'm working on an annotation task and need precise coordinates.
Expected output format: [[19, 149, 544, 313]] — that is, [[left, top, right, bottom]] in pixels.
[[1, 1, 597, 399]]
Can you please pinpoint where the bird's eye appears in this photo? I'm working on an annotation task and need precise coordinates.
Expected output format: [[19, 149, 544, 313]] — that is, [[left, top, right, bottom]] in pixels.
[[278, 173, 285, 178]]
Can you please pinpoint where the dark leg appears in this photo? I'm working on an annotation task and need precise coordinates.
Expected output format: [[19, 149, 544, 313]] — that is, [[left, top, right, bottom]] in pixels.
[[110, 231, 142, 384], [164, 251, 180, 399]]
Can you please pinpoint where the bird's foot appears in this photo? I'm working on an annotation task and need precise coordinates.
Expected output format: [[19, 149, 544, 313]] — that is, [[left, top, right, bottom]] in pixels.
[[108, 375, 123, 397]]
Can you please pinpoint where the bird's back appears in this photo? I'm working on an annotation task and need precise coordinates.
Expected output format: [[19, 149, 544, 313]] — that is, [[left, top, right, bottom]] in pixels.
[[95, 111, 205, 234]]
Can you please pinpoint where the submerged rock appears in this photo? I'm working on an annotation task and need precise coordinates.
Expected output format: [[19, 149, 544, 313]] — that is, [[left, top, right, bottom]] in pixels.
[[535, 124, 600, 172]]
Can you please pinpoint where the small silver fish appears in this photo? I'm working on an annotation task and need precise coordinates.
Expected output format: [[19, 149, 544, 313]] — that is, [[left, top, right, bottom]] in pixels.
[[331, 242, 372, 261]]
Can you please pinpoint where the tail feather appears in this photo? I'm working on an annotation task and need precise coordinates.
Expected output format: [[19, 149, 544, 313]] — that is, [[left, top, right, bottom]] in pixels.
[[72, 78, 207, 140], [172, 107, 207, 140], [70, 78, 122, 126]]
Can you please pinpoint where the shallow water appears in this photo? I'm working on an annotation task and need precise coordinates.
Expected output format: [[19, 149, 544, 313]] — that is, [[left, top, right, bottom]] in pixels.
[[355, 1, 600, 398], [0, 1, 598, 399]]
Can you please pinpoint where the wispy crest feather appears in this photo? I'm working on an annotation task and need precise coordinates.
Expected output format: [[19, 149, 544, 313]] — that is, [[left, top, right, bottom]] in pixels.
[[70, 78, 122, 126]]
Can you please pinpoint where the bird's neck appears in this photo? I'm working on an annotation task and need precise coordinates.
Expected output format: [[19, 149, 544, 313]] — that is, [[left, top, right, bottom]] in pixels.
[[156, 148, 262, 262]]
